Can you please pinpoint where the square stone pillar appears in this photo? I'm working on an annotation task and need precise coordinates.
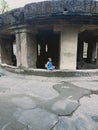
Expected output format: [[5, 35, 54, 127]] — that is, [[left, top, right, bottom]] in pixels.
[[0, 38, 13, 65], [15, 29, 37, 68], [60, 25, 79, 70], [87, 42, 93, 63], [91, 42, 96, 63], [15, 33, 21, 67], [0, 39, 1, 63], [96, 42, 98, 68], [77, 39, 84, 63]]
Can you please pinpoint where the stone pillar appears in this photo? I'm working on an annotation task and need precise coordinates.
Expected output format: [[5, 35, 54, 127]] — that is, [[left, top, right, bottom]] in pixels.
[[0, 39, 1, 63], [15, 29, 37, 68], [60, 25, 79, 70], [27, 33, 37, 68], [0, 38, 13, 65], [91, 42, 96, 63], [77, 39, 84, 62], [87, 42, 93, 63], [16, 33, 21, 67], [96, 42, 98, 68]]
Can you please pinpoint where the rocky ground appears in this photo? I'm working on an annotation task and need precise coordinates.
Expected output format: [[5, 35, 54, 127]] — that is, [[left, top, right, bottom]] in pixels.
[[0, 67, 98, 130]]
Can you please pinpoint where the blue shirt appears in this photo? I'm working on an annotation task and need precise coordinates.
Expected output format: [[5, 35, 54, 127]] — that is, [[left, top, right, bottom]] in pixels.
[[47, 61, 53, 70]]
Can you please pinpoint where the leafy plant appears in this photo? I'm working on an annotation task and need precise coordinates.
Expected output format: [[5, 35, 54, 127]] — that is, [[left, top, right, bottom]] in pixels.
[[0, 0, 10, 14]]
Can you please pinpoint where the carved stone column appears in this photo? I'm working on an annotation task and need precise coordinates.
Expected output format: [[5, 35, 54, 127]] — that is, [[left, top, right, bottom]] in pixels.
[[87, 42, 93, 63], [0, 39, 1, 63], [91, 42, 96, 63], [77, 39, 84, 68], [60, 25, 79, 70], [96, 42, 98, 68], [15, 27, 37, 68]]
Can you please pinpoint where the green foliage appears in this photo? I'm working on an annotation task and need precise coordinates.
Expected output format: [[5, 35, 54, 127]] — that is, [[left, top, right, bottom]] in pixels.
[[0, 0, 10, 14]]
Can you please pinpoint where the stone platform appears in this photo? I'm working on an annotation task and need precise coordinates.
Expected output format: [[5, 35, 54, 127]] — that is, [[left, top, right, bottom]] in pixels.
[[0, 64, 98, 77]]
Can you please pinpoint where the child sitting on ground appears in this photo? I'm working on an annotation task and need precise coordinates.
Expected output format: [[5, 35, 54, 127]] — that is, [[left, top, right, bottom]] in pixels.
[[45, 58, 55, 70]]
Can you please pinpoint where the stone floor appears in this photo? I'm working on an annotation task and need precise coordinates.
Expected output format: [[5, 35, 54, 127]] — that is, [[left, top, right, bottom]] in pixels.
[[0, 67, 98, 130]]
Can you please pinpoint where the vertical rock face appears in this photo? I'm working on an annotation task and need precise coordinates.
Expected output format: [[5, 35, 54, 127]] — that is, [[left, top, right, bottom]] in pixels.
[[0, 0, 98, 27]]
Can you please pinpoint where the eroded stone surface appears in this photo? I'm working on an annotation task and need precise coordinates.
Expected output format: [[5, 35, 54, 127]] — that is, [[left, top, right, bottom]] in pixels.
[[0, 0, 98, 27], [52, 94, 98, 130], [18, 108, 58, 130], [11, 96, 36, 109], [48, 81, 90, 116], [0, 97, 26, 130], [0, 67, 98, 130], [53, 81, 91, 100], [52, 99, 79, 116]]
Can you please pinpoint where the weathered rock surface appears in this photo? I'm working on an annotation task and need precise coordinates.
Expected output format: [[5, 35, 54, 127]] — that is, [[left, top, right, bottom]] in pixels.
[[0, 67, 98, 130], [52, 94, 98, 130], [0, 0, 98, 27]]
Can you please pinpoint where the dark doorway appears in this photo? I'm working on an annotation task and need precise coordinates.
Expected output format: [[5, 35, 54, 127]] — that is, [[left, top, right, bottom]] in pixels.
[[77, 31, 96, 69], [36, 30, 60, 69], [11, 34, 17, 66], [0, 34, 16, 66]]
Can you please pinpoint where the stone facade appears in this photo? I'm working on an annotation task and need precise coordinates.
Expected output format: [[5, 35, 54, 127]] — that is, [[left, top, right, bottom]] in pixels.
[[0, 0, 98, 70], [0, 0, 98, 26]]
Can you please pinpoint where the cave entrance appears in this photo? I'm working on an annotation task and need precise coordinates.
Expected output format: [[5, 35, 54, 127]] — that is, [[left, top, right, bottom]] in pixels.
[[36, 30, 60, 69]]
